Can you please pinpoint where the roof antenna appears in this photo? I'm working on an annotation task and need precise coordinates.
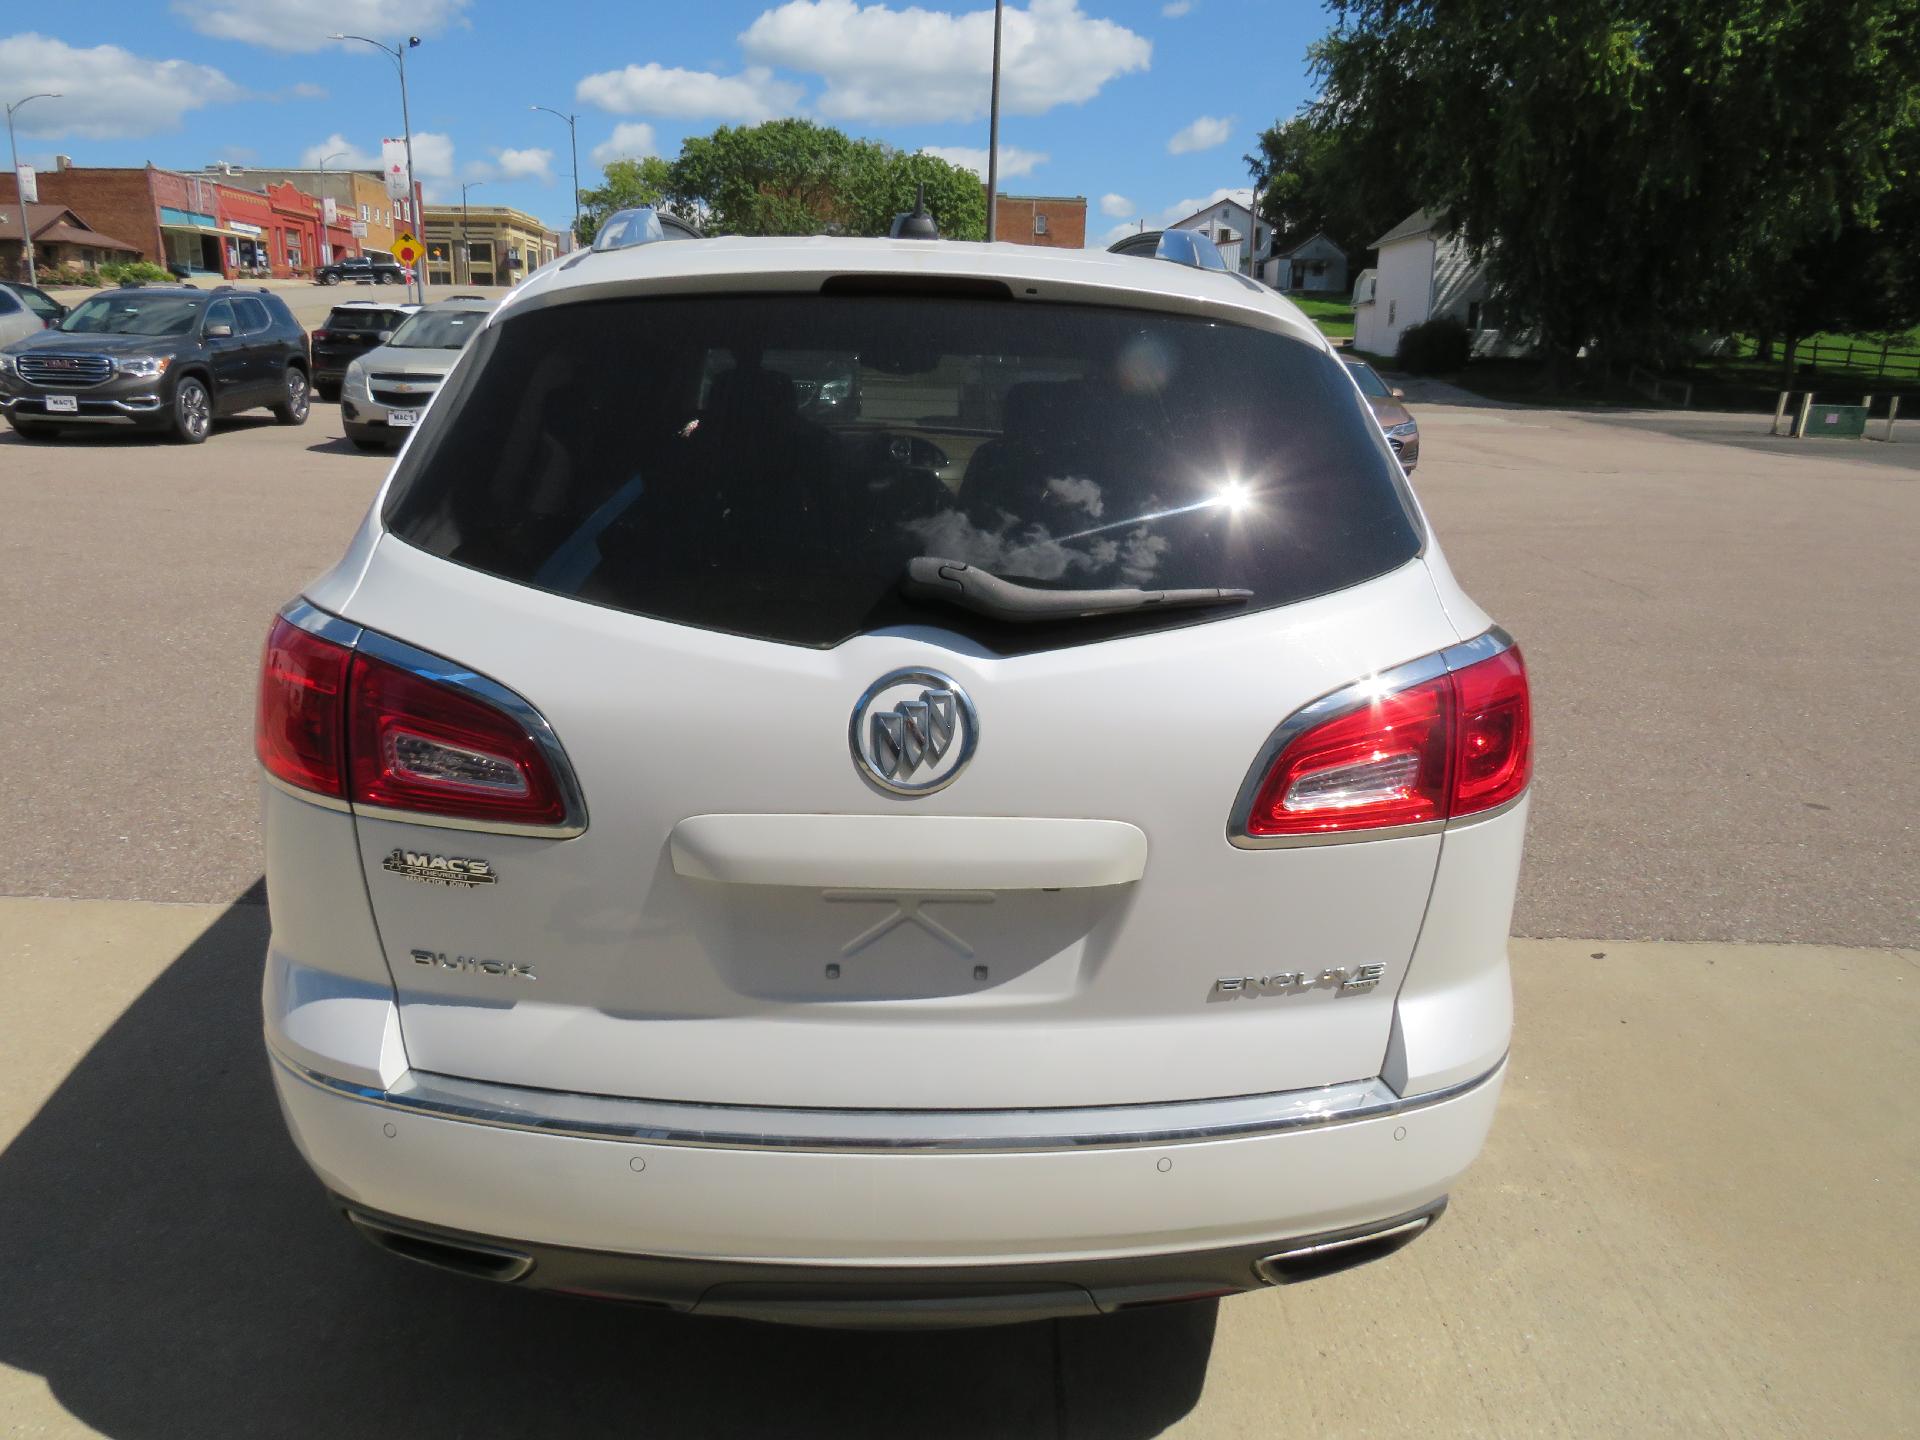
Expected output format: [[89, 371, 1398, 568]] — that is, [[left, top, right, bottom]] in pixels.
[[890, 181, 940, 240]]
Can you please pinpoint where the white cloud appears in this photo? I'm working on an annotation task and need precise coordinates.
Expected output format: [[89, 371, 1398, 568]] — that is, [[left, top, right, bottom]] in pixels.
[[591, 122, 660, 165], [287, 81, 328, 100], [494, 147, 554, 182], [299, 133, 379, 169], [0, 34, 242, 139], [918, 145, 1047, 179], [1099, 192, 1134, 218], [576, 63, 801, 122], [300, 130, 454, 198], [1161, 0, 1192, 15], [174, 0, 468, 53], [406, 132, 456, 180], [740, 0, 1150, 124], [1167, 114, 1233, 154]]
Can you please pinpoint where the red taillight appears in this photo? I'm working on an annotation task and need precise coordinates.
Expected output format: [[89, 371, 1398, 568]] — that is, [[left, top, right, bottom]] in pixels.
[[256, 618, 351, 797], [1243, 645, 1531, 838], [256, 614, 571, 828], [1449, 646, 1532, 815], [313, 329, 331, 342], [346, 653, 569, 826]]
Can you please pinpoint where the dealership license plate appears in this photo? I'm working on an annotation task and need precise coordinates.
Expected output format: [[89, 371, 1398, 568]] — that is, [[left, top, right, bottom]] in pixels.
[[389, 409, 419, 428], [45, 395, 78, 414]]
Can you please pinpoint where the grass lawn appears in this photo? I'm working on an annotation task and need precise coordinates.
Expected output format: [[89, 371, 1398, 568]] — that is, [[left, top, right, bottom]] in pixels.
[[1286, 291, 1354, 340]]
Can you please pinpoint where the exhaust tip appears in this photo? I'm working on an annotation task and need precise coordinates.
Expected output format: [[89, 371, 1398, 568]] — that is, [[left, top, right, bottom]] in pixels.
[[345, 1210, 534, 1284], [1254, 1204, 1443, 1286]]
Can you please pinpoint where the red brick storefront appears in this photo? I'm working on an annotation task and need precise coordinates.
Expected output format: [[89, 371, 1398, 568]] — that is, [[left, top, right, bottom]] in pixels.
[[217, 187, 275, 276]]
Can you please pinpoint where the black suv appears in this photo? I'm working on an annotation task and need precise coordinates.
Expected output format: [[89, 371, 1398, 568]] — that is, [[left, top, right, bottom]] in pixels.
[[0, 284, 311, 443], [311, 300, 417, 401], [315, 255, 409, 286]]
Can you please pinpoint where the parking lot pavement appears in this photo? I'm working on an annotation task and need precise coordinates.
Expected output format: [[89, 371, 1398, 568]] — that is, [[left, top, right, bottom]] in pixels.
[[1403, 400, 1918, 948], [1, 895, 1912, 1439]]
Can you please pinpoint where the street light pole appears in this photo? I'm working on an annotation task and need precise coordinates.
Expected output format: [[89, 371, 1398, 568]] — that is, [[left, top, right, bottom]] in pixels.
[[461, 181, 483, 285], [5, 92, 61, 287], [530, 105, 579, 242], [985, 0, 1003, 243], [330, 34, 425, 302]]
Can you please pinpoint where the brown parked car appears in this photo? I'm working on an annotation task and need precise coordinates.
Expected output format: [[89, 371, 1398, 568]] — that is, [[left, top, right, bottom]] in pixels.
[[1345, 358, 1420, 471]]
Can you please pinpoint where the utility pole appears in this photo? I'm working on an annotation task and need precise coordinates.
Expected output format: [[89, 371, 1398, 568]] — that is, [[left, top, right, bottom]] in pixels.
[[5, 92, 61, 287], [531, 105, 580, 243], [461, 181, 483, 285], [985, 0, 1003, 243], [331, 34, 425, 302]]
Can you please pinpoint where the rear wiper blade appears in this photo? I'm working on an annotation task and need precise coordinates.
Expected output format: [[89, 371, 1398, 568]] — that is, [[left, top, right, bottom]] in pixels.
[[902, 557, 1253, 624]]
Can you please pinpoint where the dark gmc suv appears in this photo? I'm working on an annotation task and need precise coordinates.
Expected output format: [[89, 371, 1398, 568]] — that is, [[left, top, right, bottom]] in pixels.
[[312, 301, 418, 401], [0, 285, 311, 444]]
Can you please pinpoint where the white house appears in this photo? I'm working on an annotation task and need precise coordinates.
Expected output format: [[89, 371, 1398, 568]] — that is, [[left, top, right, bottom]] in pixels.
[[1269, 232, 1349, 293], [1352, 209, 1526, 359], [1166, 195, 1271, 279]]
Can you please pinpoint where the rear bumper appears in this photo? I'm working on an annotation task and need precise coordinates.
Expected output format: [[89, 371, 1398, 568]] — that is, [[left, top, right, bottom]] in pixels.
[[266, 1032, 1504, 1320], [333, 1194, 1450, 1326]]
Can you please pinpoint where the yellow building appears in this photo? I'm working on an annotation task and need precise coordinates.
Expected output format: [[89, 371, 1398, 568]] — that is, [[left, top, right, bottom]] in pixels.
[[422, 205, 558, 287]]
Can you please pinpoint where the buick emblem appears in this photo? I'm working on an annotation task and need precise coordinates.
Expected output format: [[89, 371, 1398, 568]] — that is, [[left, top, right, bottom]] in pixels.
[[849, 668, 978, 796]]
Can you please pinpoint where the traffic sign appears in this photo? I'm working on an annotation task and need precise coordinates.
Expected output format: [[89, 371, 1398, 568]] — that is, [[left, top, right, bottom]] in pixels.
[[393, 232, 423, 266]]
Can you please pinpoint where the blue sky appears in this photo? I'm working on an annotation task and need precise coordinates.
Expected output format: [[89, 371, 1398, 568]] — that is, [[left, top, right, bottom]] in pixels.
[[3, 1, 1331, 242]]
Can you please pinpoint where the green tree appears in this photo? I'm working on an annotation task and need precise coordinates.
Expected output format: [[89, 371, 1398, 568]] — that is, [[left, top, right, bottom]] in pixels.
[[1740, 127, 1920, 370], [1309, 0, 1920, 371], [663, 120, 986, 238], [841, 147, 988, 241], [575, 155, 678, 245], [668, 119, 860, 236], [1245, 115, 1406, 264]]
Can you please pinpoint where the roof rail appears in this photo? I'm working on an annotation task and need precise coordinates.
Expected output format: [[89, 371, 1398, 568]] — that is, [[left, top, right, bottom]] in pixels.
[[589, 205, 705, 253], [1105, 228, 1230, 272]]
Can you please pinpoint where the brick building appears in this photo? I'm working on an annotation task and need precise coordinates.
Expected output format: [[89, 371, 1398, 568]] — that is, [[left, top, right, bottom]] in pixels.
[[989, 193, 1087, 248], [210, 166, 404, 258], [0, 161, 406, 281], [0, 163, 180, 269]]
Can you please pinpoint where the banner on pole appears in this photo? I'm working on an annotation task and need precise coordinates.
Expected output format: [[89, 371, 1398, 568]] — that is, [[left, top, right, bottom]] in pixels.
[[15, 166, 36, 204], [381, 139, 410, 201]]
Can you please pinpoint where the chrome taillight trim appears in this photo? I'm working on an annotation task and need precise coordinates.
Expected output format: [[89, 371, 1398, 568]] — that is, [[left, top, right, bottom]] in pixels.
[[270, 598, 589, 839], [269, 1046, 1506, 1154], [1226, 626, 1519, 850], [261, 766, 353, 814]]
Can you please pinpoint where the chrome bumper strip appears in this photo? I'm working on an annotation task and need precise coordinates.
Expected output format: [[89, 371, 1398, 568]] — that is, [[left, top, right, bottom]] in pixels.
[[269, 1047, 1505, 1154]]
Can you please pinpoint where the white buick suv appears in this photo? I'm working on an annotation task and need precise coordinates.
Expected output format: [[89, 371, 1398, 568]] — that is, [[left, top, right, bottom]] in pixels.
[[257, 213, 1530, 1326]]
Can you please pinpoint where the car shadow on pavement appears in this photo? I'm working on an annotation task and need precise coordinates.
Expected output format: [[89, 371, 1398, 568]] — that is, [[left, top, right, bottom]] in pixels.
[[0, 887, 1215, 1440], [305, 435, 385, 458]]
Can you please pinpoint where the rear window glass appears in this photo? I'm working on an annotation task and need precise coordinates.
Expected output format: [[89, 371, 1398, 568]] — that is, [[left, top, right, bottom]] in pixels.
[[390, 310, 484, 349], [327, 307, 407, 331], [385, 294, 1421, 654]]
